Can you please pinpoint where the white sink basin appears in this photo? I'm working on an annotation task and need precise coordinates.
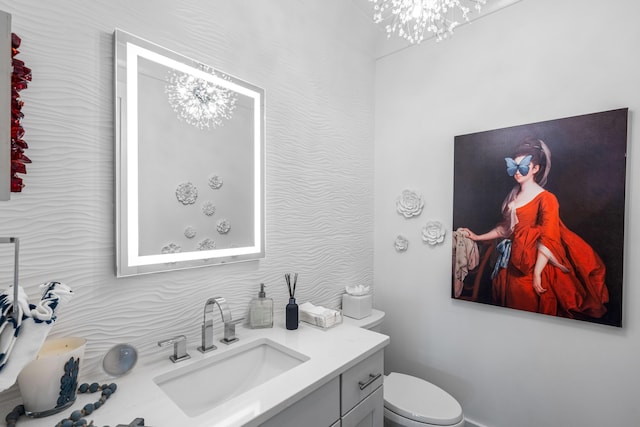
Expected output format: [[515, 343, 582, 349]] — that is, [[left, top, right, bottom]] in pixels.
[[153, 338, 309, 417]]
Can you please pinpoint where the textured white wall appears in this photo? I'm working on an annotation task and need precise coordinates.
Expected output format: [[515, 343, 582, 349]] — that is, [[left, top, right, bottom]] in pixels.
[[374, 0, 640, 426], [0, 0, 376, 404]]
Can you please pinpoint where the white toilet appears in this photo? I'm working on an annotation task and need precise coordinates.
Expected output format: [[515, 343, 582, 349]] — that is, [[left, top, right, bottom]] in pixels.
[[345, 310, 465, 427]]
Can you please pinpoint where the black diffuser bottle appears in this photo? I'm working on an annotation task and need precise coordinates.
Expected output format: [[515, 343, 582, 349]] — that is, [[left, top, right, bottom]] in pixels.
[[285, 273, 299, 330], [286, 298, 298, 330]]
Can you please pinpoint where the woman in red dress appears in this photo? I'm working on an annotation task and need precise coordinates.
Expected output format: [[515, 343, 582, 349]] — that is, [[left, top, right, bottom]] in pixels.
[[460, 138, 609, 319]]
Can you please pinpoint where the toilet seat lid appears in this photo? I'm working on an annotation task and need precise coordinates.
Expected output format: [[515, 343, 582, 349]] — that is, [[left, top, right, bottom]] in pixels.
[[384, 373, 463, 426]]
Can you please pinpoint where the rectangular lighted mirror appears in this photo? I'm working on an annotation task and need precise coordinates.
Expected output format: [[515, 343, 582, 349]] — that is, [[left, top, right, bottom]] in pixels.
[[114, 29, 265, 277]]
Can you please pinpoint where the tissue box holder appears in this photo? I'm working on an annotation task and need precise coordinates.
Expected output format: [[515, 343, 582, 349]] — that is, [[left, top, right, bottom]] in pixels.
[[342, 294, 372, 319]]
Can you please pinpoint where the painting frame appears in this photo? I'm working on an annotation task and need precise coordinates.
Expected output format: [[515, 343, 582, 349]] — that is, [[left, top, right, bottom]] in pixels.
[[452, 108, 628, 327]]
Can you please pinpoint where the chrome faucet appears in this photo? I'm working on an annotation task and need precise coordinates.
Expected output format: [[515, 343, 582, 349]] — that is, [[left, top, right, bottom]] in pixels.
[[157, 334, 190, 363], [199, 297, 244, 353]]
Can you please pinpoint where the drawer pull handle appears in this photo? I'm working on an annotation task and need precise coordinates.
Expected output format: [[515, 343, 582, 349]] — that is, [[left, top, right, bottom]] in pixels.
[[358, 373, 382, 390]]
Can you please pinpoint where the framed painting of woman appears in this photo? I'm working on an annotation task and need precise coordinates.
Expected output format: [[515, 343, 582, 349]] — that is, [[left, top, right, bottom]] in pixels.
[[452, 108, 627, 327]]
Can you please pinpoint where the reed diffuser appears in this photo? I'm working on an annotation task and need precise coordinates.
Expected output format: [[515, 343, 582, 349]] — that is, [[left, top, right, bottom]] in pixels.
[[285, 273, 298, 330]]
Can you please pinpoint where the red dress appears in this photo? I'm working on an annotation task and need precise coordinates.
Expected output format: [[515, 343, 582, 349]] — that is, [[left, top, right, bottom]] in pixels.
[[492, 191, 609, 318]]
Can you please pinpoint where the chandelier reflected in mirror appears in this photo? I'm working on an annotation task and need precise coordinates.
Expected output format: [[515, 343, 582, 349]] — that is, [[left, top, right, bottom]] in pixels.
[[165, 66, 237, 130], [370, 0, 487, 43]]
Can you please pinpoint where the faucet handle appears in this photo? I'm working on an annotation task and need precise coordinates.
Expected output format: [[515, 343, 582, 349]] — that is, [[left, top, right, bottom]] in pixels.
[[221, 317, 245, 345], [158, 335, 190, 363]]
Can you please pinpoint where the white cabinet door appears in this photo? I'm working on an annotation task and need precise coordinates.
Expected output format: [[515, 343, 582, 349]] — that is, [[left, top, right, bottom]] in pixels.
[[259, 376, 340, 427], [341, 386, 384, 427]]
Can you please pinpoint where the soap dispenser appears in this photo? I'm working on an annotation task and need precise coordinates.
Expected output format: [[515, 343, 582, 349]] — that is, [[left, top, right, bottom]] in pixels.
[[249, 283, 274, 328]]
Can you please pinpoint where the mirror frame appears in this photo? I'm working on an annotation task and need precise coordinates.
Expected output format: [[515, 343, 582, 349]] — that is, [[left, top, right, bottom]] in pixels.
[[114, 29, 265, 277], [0, 11, 11, 201]]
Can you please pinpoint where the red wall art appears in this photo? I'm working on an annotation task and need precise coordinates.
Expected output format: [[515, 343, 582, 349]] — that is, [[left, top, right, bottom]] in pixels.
[[10, 32, 31, 192], [452, 108, 628, 327]]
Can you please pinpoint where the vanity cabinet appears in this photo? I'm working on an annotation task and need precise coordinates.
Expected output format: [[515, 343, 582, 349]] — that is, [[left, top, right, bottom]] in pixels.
[[259, 349, 384, 427]]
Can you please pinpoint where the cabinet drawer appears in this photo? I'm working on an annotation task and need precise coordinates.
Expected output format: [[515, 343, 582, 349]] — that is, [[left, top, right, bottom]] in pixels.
[[341, 350, 384, 415]]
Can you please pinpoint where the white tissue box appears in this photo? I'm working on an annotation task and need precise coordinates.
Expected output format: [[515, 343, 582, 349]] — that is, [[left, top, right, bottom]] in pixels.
[[342, 294, 372, 319]]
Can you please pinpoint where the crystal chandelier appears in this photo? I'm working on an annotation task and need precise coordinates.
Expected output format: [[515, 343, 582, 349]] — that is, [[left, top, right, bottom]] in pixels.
[[165, 66, 237, 130], [370, 0, 487, 43]]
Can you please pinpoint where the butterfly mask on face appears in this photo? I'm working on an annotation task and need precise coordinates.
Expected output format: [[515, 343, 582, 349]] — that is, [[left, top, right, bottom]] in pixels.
[[505, 155, 533, 177]]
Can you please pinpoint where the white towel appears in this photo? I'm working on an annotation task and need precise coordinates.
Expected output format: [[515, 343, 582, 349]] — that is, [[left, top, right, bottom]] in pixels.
[[0, 281, 73, 392], [299, 302, 342, 328], [452, 229, 480, 298]]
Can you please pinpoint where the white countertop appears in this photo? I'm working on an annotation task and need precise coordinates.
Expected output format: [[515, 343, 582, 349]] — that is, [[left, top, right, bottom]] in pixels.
[[7, 318, 389, 427]]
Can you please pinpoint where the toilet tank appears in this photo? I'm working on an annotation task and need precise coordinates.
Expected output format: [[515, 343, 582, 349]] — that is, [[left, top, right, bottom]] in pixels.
[[343, 309, 385, 332]]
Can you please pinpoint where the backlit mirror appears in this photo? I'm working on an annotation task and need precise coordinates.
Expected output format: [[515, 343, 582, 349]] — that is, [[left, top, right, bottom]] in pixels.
[[114, 29, 265, 277]]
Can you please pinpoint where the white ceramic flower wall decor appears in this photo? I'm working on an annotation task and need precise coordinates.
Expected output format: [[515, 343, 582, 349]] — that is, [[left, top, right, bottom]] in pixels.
[[161, 243, 181, 254], [184, 226, 196, 239], [208, 175, 223, 189], [396, 189, 424, 218], [175, 182, 198, 205], [216, 219, 231, 234], [394, 235, 409, 253], [197, 238, 216, 251], [202, 201, 216, 216], [422, 221, 446, 246]]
